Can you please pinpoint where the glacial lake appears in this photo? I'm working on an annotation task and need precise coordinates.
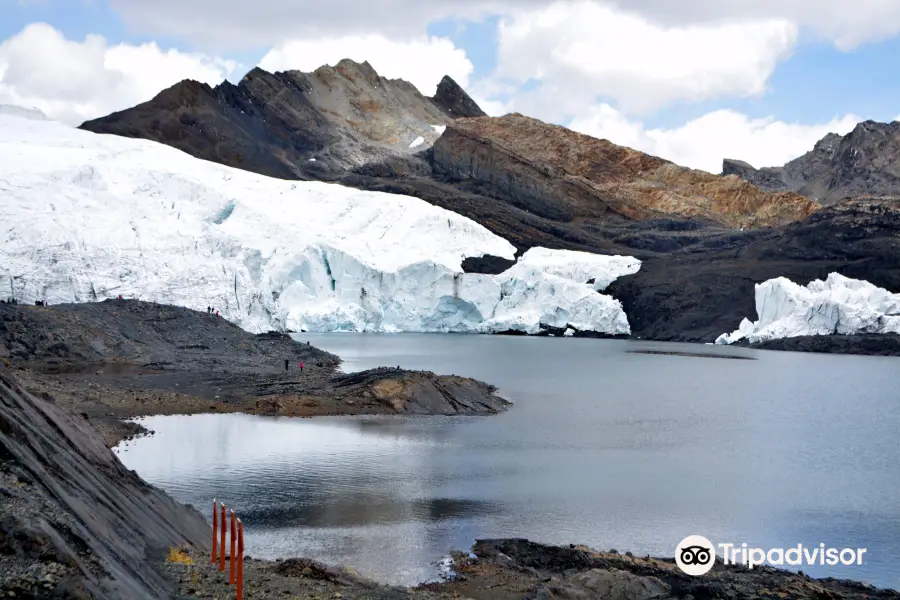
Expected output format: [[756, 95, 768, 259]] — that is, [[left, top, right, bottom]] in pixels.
[[114, 335, 900, 590]]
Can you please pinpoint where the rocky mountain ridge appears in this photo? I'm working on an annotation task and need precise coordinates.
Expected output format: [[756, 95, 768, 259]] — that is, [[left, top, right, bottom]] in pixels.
[[723, 119, 900, 204], [81, 60, 818, 236], [80, 59, 482, 181]]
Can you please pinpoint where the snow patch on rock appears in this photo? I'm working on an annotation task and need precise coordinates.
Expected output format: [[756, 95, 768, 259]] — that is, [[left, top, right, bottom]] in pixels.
[[715, 273, 900, 344], [409, 136, 425, 148], [0, 113, 640, 335], [431, 124, 447, 135]]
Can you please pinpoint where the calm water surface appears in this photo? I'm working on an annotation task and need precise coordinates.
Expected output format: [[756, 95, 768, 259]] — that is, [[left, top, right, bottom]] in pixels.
[[114, 335, 900, 589]]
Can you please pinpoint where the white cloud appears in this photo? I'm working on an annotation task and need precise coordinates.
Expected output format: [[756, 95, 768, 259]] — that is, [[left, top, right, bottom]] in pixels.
[[609, 0, 900, 51], [258, 34, 473, 96], [0, 22, 239, 124], [103, 0, 900, 52], [488, 1, 796, 119], [569, 103, 861, 173], [106, 0, 545, 49]]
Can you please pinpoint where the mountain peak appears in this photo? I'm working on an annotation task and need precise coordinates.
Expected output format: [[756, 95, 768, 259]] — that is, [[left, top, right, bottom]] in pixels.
[[79, 58, 484, 178], [721, 117, 900, 203], [431, 75, 486, 118]]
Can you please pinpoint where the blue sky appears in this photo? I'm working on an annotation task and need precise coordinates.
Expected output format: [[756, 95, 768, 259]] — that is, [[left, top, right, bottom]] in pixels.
[[2, 0, 899, 172], [7, 0, 900, 126]]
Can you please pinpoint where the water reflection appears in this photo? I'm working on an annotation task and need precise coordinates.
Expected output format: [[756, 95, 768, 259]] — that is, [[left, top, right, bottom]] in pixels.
[[244, 497, 503, 529], [117, 335, 900, 589]]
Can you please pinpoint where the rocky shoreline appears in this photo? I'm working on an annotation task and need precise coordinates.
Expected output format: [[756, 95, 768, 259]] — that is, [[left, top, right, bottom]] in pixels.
[[157, 538, 900, 600], [0, 299, 510, 446], [736, 333, 900, 356]]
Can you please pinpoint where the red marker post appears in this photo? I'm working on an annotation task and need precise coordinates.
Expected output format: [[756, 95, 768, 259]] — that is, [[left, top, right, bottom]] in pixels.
[[236, 519, 244, 600], [219, 503, 226, 572], [229, 509, 236, 584], [211, 498, 217, 564]]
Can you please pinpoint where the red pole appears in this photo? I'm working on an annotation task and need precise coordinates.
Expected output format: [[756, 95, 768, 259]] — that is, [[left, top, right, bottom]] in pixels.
[[229, 509, 236, 584], [219, 503, 226, 572], [237, 519, 244, 600], [211, 498, 217, 564]]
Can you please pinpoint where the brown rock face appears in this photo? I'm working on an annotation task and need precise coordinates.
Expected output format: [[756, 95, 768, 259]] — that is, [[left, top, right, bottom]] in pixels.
[[433, 114, 819, 228]]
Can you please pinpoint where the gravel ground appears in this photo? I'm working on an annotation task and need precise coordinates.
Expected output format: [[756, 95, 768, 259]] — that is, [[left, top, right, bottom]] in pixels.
[[159, 546, 456, 600]]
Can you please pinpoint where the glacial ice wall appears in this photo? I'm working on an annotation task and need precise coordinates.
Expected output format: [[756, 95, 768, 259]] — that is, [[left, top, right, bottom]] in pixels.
[[0, 112, 640, 335], [715, 273, 900, 344]]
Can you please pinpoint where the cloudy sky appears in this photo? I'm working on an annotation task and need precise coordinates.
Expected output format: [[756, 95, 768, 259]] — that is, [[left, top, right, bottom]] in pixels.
[[3, 0, 900, 173]]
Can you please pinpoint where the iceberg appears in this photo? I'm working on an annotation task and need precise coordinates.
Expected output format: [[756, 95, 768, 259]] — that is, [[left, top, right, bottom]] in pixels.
[[0, 112, 641, 335], [715, 273, 900, 344]]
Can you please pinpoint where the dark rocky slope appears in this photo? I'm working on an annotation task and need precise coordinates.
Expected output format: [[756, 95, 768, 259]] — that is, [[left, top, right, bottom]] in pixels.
[[723, 120, 900, 204], [0, 300, 509, 447], [0, 370, 211, 598], [607, 198, 900, 342]]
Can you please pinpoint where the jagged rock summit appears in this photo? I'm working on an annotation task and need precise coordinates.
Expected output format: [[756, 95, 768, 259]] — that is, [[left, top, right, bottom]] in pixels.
[[431, 75, 487, 118], [79, 58, 481, 179], [723, 119, 900, 203]]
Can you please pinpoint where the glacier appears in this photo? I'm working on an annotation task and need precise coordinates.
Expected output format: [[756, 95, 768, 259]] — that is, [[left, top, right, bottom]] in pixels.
[[715, 273, 900, 345], [0, 111, 641, 335]]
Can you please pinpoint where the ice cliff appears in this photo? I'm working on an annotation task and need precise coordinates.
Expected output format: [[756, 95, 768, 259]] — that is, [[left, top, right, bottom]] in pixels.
[[0, 112, 640, 335], [715, 273, 900, 344]]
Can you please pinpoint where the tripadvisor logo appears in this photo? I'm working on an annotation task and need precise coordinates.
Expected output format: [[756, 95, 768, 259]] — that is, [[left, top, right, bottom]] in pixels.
[[675, 535, 868, 576], [675, 535, 716, 576]]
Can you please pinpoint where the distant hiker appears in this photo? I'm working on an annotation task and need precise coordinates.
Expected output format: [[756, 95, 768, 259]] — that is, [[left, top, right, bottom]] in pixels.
[[299, 361, 304, 372], [284, 359, 289, 371], [216, 310, 219, 316]]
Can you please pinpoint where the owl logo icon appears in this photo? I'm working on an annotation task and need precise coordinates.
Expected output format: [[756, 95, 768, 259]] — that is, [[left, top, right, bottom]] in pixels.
[[675, 535, 716, 576]]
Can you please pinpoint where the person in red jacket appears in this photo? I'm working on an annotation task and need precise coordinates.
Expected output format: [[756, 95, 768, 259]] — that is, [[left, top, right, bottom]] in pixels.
[[299, 361, 304, 372]]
